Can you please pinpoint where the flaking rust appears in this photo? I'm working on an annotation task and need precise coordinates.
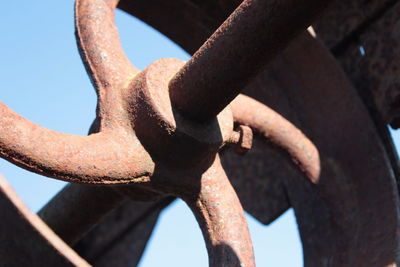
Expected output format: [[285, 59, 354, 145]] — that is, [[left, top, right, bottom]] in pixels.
[[0, 0, 332, 266]]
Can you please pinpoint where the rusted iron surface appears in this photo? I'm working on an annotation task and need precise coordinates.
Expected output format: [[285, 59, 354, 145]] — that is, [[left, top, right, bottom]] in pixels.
[[313, 0, 400, 186], [0, 102, 154, 184], [1, 0, 399, 266], [227, 125, 254, 155], [0, 0, 330, 265], [76, 0, 140, 129], [229, 33, 400, 266], [312, 0, 400, 183], [169, 0, 333, 122], [264, 33, 399, 266], [118, 0, 240, 55], [115, 1, 400, 265], [231, 95, 320, 183], [117, 0, 298, 227], [180, 156, 255, 266], [0, 176, 90, 267], [334, 2, 400, 129], [312, 0, 397, 49], [127, 58, 233, 169]]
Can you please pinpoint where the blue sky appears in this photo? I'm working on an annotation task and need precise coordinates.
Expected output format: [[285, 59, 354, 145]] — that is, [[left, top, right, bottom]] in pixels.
[[0, 1, 398, 266]]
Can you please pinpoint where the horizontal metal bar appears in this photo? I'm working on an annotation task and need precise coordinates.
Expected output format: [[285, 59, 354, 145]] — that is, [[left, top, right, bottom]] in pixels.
[[169, 0, 333, 122]]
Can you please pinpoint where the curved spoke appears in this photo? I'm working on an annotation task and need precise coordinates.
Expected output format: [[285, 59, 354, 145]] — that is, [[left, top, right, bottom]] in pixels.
[[0, 103, 153, 184], [182, 156, 255, 267], [230, 94, 320, 183], [75, 0, 138, 127]]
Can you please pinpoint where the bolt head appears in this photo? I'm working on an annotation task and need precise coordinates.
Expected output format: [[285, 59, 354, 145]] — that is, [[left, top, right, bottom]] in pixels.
[[233, 125, 253, 155]]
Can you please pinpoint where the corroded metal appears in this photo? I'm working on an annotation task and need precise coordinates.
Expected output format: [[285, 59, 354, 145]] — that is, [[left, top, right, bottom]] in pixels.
[[313, 0, 400, 184], [0, 0, 326, 266], [73, 30, 400, 267], [333, 1, 400, 129], [227, 125, 254, 155], [313, 0, 397, 49], [1, 0, 399, 266], [75, 1, 400, 266], [169, 0, 333, 122], [231, 95, 320, 183], [261, 33, 399, 266]]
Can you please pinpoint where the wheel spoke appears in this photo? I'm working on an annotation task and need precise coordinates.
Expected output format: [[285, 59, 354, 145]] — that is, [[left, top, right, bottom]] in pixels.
[[230, 94, 320, 183], [76, 0, 138, 128], [182, 156, 255, 267], [0, 103, 153, 184]]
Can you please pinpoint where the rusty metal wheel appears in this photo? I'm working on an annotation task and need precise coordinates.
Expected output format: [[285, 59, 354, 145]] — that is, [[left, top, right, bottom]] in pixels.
[[0, 0, 399, 266]]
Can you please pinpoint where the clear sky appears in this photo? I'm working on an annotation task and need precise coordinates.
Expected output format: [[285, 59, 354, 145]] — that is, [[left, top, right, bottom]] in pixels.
[[0, 1, 398, 266]]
